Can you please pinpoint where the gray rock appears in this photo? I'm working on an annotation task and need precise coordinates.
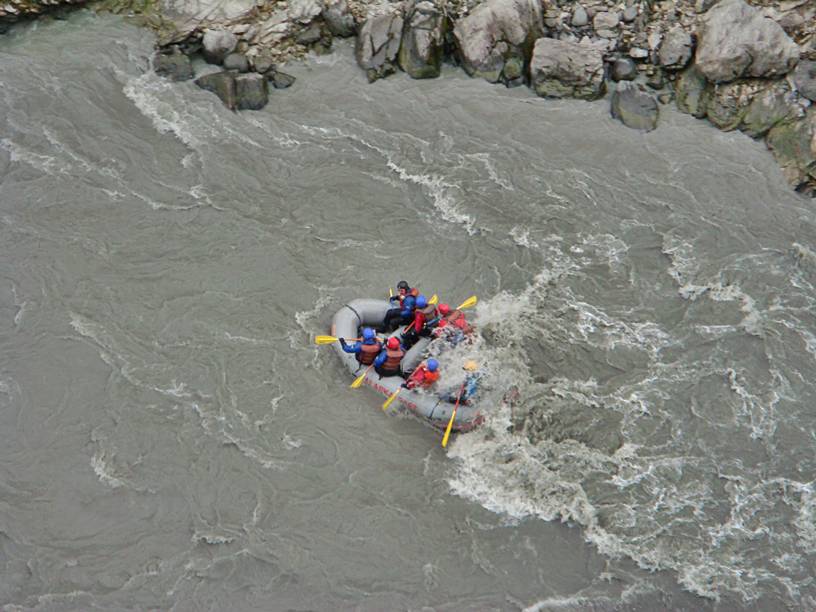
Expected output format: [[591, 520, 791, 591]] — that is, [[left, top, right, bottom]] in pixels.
[[453, 0, 543, 83], [252, 54, 276, 74], [674, 66, 709, 118], [778, 10, 804, 33], [398, 0, 448, 79], [793, 60, 816, 102], [235, 73, 269, 110], [195, 71, 237, 110], [502, 55, 524, 87], [571, 5, 588, 27], [295, 23, 322, 45], [695, 0, 800, 83], [322, 0, 355, 37], [705, 80, 758, 130], [646, 70, 665, 89], [629, 46, 649, 59], [622, 5, 637, 22], [659, 25, 692, 71], [223, 52, 250, 72], [355, 7, 404, 82], [593, 11, 619, 32], [658, 92, 673, 104], [201, 28, 238, 65], [288, 0, 322, 23], [269, 70, 296, 89], [695, 0, 718, 12], [611, 57, 637, 81], [611, 83, 659, 131], [766, 108, 816, 195], [154, 50, 194, 81], [530, 38, 605, 100], [741, 81, 798, 138]]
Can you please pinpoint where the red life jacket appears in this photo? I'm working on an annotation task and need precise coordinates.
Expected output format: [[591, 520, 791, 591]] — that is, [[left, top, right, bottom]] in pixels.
[[358, 341, 381, 365], [447, 310, 472, 333], [382, 347, 404, 371], [409, 366, 439, 388]]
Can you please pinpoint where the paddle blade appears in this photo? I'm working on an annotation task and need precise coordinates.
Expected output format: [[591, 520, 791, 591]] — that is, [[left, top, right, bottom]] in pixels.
[[456, 295, 478, 310], [429, 294, 438, 305], [382, 388, 401, 410], [350, 365, 372, 389], [350, 372, 366, 389], [442, 382, 466, 448], [315, 335, 338, 345], [389, 288, 394, 297], [441, 408, 456, 448]]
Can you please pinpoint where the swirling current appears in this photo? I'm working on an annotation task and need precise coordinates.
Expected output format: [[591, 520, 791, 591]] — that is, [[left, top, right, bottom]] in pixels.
[[1, 12, 815, 611]]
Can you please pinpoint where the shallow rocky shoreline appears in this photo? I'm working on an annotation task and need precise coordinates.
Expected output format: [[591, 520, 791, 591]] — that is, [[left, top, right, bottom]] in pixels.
[[2, 0, 815, 195]]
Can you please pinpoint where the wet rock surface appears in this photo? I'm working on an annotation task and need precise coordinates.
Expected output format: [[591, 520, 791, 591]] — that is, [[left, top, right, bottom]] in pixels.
[[530, 38, 605, 100], [355, 6, 404, 83], [611, 84, 659, 131], [453, 0, 543, 83]]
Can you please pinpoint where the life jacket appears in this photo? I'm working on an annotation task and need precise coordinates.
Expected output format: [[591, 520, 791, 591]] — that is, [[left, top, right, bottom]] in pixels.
[[398, 288, 419, 307], [423, 369, 440, 385], [381, 347, 404, 371], [420, 304, 437, 317], [358, 341, 381, 365], [410, 366, 439, 388], [446, 310, 472, 333]]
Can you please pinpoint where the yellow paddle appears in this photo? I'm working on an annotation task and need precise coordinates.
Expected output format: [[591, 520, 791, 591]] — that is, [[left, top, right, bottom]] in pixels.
[[429, 294, 438, 305], [389, 288, 394, 297], [315, 335, 344, 345], [350, 364, 374, 389], [455, 295, 478, 310], [441, 382, 467, 448], [382, 387, 401, 410]]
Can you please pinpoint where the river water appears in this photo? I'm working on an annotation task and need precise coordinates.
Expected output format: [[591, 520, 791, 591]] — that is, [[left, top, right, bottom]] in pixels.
[[2, 12, 815, 611]]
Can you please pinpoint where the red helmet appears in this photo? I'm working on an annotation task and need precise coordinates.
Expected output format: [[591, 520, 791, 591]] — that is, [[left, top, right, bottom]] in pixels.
[[387, 337, 400, 349], [438, 303, 451, 315]]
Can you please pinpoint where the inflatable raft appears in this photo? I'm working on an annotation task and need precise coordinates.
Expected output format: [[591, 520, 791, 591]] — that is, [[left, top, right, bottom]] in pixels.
[[330, 298, 483, 432]]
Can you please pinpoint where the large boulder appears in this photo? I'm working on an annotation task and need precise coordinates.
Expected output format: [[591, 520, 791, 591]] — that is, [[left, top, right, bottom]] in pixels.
[[674, 66, 709, 118], [705, 80, 760, 131], [766, 109, 816, 195], [201, 28, 238, 65], [694, 0, 800, 83], [154, 50, 194, 81], [741, 81, 798, 138], [793, 60, 816, 102], [234, 73, 269, 110], [223, 52, 250, 73], [611, 84, 659, 131], [195, 71, 237, 110], [269, 70, 296, 89], [658, 25, 693, 71], [322, 0, 355, 37], [453, 0, 543, 84], [530, 38, 605, 100], [398, 0, 448, 79], [355, 7, 405, 82]]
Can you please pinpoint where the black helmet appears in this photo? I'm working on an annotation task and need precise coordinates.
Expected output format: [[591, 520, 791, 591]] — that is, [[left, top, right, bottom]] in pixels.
[[397, 280, 409, 290]]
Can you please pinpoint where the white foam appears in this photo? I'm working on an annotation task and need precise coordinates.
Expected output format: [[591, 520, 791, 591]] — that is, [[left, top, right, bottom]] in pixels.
[[91, 450, 125, 489]]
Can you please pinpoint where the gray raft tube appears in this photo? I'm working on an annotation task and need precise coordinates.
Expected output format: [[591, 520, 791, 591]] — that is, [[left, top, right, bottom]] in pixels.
[[330, 299, 482, 432]]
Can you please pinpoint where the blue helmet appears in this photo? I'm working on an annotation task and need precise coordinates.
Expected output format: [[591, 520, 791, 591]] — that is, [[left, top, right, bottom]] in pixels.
[[427, 358, 439, 372], [416, 295, 428, 308], [362, 327, 375, 341]]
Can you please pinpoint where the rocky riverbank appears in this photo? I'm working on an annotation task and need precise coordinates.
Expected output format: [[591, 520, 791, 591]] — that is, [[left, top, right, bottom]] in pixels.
[[3, 0, 814, 195]]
